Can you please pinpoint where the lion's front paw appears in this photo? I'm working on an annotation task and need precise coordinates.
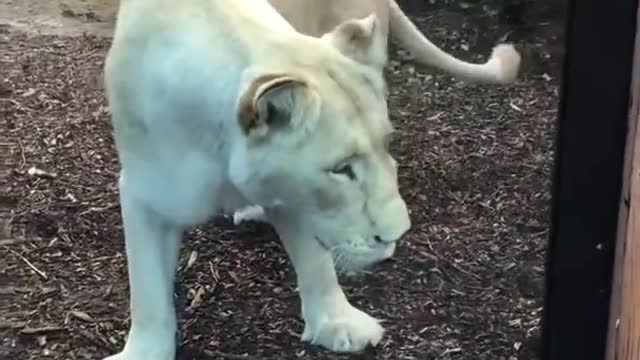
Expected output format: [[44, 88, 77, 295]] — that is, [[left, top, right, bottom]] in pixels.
[[103, 353, 131, 360], [103, 348, 174, 360], [301, 304, 384, 353], [102, 330, 175, 360]]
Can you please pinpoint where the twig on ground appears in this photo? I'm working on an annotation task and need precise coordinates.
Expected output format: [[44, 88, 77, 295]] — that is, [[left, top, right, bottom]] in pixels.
[[0, 238, 25, 246], [17, 137, 26, 170], [0, 321, 27, 329], [77, 202, 118, 216], [77, 329, 114, 351], [8, 248, 48, 280], [20, 326, 65, 335], [204, 350, 257, 359]]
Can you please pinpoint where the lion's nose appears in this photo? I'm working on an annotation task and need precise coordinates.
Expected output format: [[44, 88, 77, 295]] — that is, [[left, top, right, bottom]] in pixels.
[[370, 194, 411, 244]]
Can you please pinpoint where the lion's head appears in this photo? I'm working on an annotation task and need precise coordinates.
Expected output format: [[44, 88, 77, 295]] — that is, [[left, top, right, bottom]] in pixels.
[[228, 14, 409, 272]]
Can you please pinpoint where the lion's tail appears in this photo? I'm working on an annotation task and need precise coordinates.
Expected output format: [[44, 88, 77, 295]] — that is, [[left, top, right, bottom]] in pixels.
[[388, 0, 521, 84]]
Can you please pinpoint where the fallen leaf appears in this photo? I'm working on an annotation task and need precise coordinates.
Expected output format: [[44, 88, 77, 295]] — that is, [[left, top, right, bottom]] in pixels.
[[27, 166, 56, 179], [70, 310, 94, 322], [186, 251, 198, 270], [190, 287, 206, 309]]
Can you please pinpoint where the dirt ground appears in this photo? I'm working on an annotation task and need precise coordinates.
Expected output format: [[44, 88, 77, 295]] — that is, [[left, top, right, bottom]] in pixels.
[[0, 0, 115, 36], [1, 0, 563, 359]]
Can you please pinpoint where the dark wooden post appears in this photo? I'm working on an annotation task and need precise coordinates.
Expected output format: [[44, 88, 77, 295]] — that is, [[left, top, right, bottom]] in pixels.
[[541, 0, 639, 359]]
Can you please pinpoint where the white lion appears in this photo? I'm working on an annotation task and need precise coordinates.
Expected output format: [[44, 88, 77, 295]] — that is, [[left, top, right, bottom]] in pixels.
[[233, 0, 522, 225], [103, 0, 411, 358]]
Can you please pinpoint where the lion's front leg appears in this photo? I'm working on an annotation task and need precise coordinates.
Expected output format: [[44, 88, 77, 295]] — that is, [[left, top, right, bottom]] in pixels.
[[273, 221, 384, 353], [104, 175, 181, 360]]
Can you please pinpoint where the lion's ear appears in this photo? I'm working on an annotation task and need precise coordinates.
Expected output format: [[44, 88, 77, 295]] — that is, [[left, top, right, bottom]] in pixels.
[[236, 73, 309, 139], [321, 13, 384, 68]]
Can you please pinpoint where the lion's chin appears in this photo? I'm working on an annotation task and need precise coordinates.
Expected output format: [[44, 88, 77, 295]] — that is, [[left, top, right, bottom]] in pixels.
[[314, 235, 397, 274], [330, 244, 396, 275]]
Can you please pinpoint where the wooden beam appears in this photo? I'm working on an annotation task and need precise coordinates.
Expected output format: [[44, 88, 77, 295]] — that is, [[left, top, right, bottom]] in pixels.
[[606, 5, 640, 359], [617, 111, 640, 358], [541, 0, 638, 357]]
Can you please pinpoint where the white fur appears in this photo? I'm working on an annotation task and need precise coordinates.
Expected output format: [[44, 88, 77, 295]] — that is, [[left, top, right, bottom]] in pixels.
[[104, 176, 180, 360], [102, 0, 410, 358], [387, 0, 521, 84], [233, 204, 267, 225], [233, 0, 522, 225]]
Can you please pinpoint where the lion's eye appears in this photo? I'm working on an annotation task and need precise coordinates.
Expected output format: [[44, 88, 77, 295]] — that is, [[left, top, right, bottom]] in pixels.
[[331, 164, 356, 180]]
